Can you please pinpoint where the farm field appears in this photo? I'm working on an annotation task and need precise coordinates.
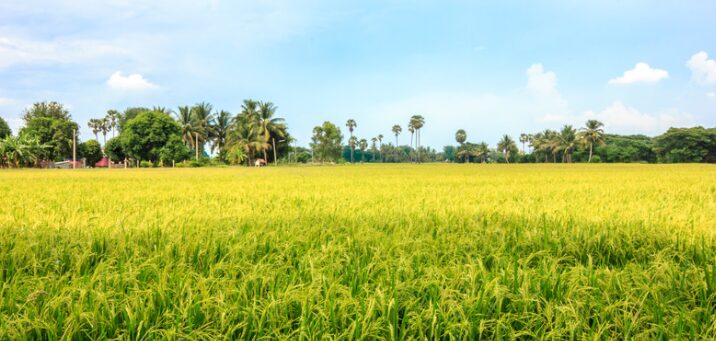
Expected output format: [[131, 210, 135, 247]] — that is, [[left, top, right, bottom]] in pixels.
[[1, 164, 716, 339]]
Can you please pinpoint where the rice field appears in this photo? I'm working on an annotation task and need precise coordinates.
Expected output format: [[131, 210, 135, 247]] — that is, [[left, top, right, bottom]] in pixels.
[[1, 164, 716, 339]]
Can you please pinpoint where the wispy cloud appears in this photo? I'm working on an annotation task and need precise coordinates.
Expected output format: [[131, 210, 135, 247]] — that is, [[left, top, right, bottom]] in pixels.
[[687, 51, 716, 85]]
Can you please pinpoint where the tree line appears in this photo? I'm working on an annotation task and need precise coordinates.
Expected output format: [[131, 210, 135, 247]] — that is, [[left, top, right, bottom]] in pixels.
[[2, 101, 716, 167], [0, 100, 290, 168]]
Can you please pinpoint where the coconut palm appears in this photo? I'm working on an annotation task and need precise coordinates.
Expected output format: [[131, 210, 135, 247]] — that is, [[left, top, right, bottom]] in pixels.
[[476, 142, 489, 163], [559, 125, 577, 163], [497, 134, 517, 163], [392, 124, 402, 146], [578, 119, 605, 163], [211, 110, 232, 160], [408, 125, 415, 161], [257, 101, 286, 164], [176, 106, 197, 149], [358, 138, 368, 163], [346, 119, 357, 163], [191, 102, 214, 158]]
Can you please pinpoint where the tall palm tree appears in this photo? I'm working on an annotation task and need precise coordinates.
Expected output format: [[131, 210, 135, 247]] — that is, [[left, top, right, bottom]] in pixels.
[[228, 105, 265, 166], [371, 137, 378, 162], [99, 118, 110, 146], [87, 118, 101, 141], [519, 133, 529, 154], [559, 125, 577, 163], [391, 124, 402, 146], [348, 136, 358, 163], [257, 101, 286, 163], [359, 138, 368, 163], [497, 134, 516, 163], [176, 106, 197, 149], [377, 134, 383, 162], [578, 119, 605, 163], [106, 110, 119, 138], [408, 125, 415, 162], [211, 110, 231, 160], [410, 115, 425, 163], [191, 102, 214, 158], [346, 119, 357, 163]]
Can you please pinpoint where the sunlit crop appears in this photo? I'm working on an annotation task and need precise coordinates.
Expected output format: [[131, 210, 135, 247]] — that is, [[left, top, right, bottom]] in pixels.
[[2, 164, 716, 339]]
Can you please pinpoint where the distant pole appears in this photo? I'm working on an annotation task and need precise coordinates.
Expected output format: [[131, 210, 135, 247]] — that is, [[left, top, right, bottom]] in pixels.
[[72, 128, 77, 169], [173, 160, 175, 168]]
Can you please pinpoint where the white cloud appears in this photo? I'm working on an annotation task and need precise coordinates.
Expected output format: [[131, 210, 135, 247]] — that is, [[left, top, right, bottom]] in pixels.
[[0, 36, 131, 68], [106, 71, 158, 90], [687, 51, 716, 85], [527, 64, 558, 95], [583, 102, 693, 134], [708, 92, 716, 98], [608, 63, 668, 84]]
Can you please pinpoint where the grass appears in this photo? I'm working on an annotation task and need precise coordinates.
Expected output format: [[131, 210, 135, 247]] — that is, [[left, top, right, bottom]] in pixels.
[[1, 164, 716, 339]]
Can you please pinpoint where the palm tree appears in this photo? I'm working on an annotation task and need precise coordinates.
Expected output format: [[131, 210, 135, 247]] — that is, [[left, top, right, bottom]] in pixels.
[[346, 119, 357, 163], [258, 101, 286, 164], [99, 118, 110, 146], [519, 133, 529, 154], [410, 115, 425, 163], [391, 124, 402, 146], [228, 105, 264, 166], [476, 142, 489, 163], [497, 134, 516, 163], [211, 110, 231, 161], [191, 102, 214, 158], [559, 125, 577, 163], [348, 136, 358, 163], [358, 138, 368, 163], [408, 125, 415, 162], [377, 134, 384, 162], [371, 137, 378, 161], [455, 129, 467, 145], [176, 106, 197, 149], [87, 119, 101, 141], [578, 119, 605, 163], [106, 110, 119, 138]]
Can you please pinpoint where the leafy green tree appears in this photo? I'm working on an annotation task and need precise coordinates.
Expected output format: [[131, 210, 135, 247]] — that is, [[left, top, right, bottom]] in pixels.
[[442, 145, 457, 162], [654, 127, 716, 163], [0, 134, 48, 168], [105, 137, 126, 163], [455, 129, 467, 145], [159, 135, 191, 165], [118, 107, 150, 132], [20, 102, 78, 161], [578, 120, 605, 163], [121, 111, 184, 163], [0, 116, 11, 138], [310, 121, 343, 163], [80, 140, 103, 167]]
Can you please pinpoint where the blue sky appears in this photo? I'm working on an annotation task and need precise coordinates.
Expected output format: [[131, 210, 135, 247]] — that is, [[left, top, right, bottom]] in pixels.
[[1, 0, 715, 148]]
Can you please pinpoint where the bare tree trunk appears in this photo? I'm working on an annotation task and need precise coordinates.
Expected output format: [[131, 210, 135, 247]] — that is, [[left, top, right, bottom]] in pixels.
[[588, 143, 593, 163]]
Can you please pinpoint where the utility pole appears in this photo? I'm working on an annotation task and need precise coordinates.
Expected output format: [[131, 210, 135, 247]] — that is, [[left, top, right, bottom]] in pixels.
[[72, 128, 77, 169]]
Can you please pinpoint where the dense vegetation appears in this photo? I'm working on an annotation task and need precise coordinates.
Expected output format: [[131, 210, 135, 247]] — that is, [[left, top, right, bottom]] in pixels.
[[2, 101, 716, 167], [1, 165, 715, 338]]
